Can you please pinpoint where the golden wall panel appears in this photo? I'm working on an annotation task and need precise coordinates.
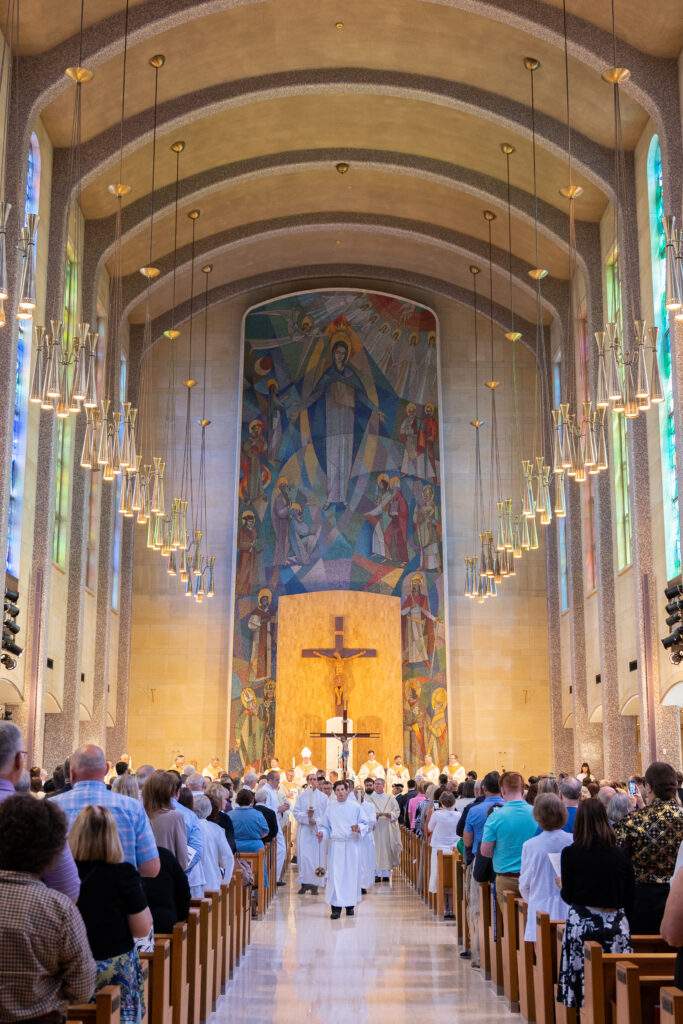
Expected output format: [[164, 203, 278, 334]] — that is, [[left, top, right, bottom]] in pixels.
[[275, 591, 402, 770]]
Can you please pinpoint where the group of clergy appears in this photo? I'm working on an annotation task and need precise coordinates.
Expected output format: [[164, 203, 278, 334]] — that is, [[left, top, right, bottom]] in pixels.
[[292, 772, 402, 918]]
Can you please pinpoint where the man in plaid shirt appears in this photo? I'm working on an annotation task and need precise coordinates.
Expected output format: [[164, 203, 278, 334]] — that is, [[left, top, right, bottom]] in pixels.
[[53, 745, 160, 877]]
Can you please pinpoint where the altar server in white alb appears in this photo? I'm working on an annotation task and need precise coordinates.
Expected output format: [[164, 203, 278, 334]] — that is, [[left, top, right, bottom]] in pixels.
[[368, 777, 401, 881], [262, 770, 290, 881], [293, 773, 328, 894], [358, 778, 378, 894], [317, 780, 367, 918]]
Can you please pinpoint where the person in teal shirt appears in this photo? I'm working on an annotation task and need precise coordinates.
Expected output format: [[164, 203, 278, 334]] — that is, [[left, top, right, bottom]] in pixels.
[[480, 771, 537, 919]]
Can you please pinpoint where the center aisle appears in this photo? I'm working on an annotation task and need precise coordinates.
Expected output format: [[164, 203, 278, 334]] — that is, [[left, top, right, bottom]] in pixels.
[[215, 870, 518, 1023]]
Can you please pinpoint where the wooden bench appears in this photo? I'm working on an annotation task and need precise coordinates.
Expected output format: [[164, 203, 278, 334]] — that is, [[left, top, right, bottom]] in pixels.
[[661, 986, 683, 1023], [478, 880, 492, 980], [140, 935, 172, 1024], [501, 889, 520, 1012], [190, 898, 214, 1024], [238, 849, 266, 917], [68, 986, 121, 1024], [488, 886, 504, 996], [186, 908, 202, 1024], [515, 899, 535, 1021], [582, 944, 676, 1024], [435, 850, 454, 918], [157, 922, 189, 1024], [533, 912, 560, 1024], [615, 960, 676, 1024], [453, 852, 468, 947]]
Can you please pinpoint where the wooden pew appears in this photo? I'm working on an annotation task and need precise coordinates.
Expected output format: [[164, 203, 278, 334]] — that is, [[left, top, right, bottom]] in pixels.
[[190, 897, 215, 1024], [219, 882, 231, 990], [553, 924, 577, 1024], [204, 891, 222, 1010], [68, 986, 121, 1024], [140, 936, 172, 1024], [515, 900, 535, 1021], [582, 944, 676, 1024], [453, 853, 467, 946], [238, 849, 266, 917], [661, 986, 683, 1023], [157, 922, 189, 1024], [140, 958, 150, 1024], [502, 889, 520, 1012], [533, 912, 559, 1024], [478, 881, 492, 980], [186, 909, 202, 1024], [435, 850, 454, 918], [615, 960, 675, 1024], [487, 888, 504, 996], [227, 876, 238, 976]]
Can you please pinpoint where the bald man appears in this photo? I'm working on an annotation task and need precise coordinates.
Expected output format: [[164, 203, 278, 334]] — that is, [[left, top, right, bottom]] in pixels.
[[53, 744, 160, 877]]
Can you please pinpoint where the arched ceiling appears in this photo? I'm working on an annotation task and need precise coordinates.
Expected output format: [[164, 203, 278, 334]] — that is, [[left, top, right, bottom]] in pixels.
[[16, 0, 677, 337]]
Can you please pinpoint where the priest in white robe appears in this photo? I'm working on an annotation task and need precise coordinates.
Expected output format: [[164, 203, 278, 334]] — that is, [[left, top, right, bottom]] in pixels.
[[263, 770, 290, 881], [293, 774, 328, 894], [357, 749, 386, 782], [317, 780, 367, 918], [358, 779, 378, 893], [368, 778, 401, 881]]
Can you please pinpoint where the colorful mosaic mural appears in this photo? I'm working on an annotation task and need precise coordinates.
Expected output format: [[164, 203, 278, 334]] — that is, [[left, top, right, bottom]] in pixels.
[[229, 290, 447, 771]]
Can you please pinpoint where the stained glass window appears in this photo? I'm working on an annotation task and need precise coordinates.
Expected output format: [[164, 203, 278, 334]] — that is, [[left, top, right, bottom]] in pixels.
[[6, 134, 41, 576], [52, 252, 76, 568], [606, 255, 632, 570], [553, 358, 568, 611], [647, 135, 680, 579], [111, 353, 127, 610]]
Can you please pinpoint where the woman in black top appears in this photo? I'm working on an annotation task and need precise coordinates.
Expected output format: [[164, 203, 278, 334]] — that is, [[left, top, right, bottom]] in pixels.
[[557, 799, 635, 1009], [142, 846, 191, 934], [69, 805, 152, 1024]]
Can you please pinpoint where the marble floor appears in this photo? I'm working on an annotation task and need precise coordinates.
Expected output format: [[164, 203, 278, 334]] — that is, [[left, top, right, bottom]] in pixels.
[[213, 870, 517, 1023]]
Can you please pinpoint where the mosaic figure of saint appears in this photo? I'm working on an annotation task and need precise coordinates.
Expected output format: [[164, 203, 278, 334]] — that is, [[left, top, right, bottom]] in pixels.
[[235, 686, 265, 770], [241, 419, 268, 502], [401, 574, 436, 666], [247, 588, 276, 682], [235, 509, 260, 595], [271, 477, 292, 566], [399, 402, 425, 477], [365, 473, 392, 559], [413, 484, 441, 571], [385, 476, 409, 564], [288, 503, 320, 565]]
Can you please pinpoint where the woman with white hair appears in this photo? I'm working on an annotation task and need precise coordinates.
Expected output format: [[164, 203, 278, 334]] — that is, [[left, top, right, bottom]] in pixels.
[[193, 794, 234, 895]]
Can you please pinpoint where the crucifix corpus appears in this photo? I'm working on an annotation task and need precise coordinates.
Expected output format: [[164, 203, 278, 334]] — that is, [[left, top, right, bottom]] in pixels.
[[309, 707, 379, 780], [302, 616, 379, 778], [301, 616, 377, 716]]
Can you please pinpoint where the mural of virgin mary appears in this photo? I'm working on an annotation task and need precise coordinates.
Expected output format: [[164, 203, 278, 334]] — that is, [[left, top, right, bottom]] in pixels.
[[299, 319, 382, 510]]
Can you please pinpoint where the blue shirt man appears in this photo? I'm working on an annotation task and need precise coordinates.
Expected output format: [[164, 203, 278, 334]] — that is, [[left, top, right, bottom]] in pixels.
[[53, 745, 159, 877], [464, 779, 504, 858]]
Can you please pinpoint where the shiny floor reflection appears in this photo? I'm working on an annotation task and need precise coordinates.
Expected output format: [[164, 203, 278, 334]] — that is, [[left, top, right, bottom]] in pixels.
[[213, 871, 517, 1023]]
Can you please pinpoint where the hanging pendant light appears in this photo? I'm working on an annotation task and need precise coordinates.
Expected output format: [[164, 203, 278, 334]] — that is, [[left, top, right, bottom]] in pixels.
[[648, 325, 664, 404], [29, 325, 46, 404]]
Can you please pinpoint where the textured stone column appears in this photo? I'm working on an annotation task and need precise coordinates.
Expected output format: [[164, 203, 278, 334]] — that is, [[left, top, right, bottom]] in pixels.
[[545, 505, 574, 771], [19, 150, 71, 763], [106, 326, 142, 760]]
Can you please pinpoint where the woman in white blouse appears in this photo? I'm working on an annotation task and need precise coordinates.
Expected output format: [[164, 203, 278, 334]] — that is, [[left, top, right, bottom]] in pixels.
[[519, 793, 573, 942], [427, 791, 461, 914]]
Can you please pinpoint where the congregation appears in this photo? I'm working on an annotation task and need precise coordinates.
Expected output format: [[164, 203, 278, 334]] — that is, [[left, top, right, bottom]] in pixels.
[[6, 723, 683, 1022]]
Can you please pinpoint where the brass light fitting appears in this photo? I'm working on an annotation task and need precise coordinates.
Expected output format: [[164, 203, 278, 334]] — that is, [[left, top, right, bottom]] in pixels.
[[163, 328, 181, 340], [188, 209, 201, 221], [199, 418, 211, 428], [149, 54, 166, 69], [65, 66, 94, 83], [528, 267, 548, 280], [484, 379, 500, 390], [108, 183, 132, 197], [560, 184, 583, 199], [171, 140, 186, 154], [139, 265, 160, 279], [505, 330, 522, 343], [201, 263, 213, 274], [601, 66, 630, 84], [335, 20, 344, 30], [184, 378, 197, 389], [500, 143, 515, 156], [336, 162, 350, 175], [483, 210, 497, 222], [523, 57, 540, 72]]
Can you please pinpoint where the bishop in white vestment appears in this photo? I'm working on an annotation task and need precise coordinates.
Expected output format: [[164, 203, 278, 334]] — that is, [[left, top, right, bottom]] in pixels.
[[318, 782, 367, 917], [263, 771, 290, 880], [293, 775, 328, 893], [368, 779, 401, 880]]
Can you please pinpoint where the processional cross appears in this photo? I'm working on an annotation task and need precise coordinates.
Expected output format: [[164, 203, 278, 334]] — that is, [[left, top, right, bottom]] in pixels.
[[302, 616, 379, 779]]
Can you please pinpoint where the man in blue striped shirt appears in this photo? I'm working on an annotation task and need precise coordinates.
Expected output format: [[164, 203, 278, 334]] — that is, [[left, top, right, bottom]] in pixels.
[[53, 745, 159, 877]]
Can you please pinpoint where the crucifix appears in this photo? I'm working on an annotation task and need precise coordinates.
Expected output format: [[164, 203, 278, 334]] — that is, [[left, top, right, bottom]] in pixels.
[[302, 616, 379, 778], [309, 706, 379, 780], [301, 616, 377, 716]]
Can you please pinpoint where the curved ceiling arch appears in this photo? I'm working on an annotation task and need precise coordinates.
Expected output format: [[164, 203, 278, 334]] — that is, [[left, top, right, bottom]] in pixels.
[[87, 153, 586, 290], [135, 261, 548, 364], [75, 74, 612, 219], [20, 0, 666, 138], [118, 217, 565, 331]]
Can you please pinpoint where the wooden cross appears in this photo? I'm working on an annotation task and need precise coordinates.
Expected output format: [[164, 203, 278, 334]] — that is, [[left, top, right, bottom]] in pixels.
[[301, 616, 377, 662], [310, 706, 379, 780]]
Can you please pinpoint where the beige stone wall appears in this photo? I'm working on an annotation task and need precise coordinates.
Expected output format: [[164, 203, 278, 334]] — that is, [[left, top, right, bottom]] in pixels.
[[128, 288, 551, 775]]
